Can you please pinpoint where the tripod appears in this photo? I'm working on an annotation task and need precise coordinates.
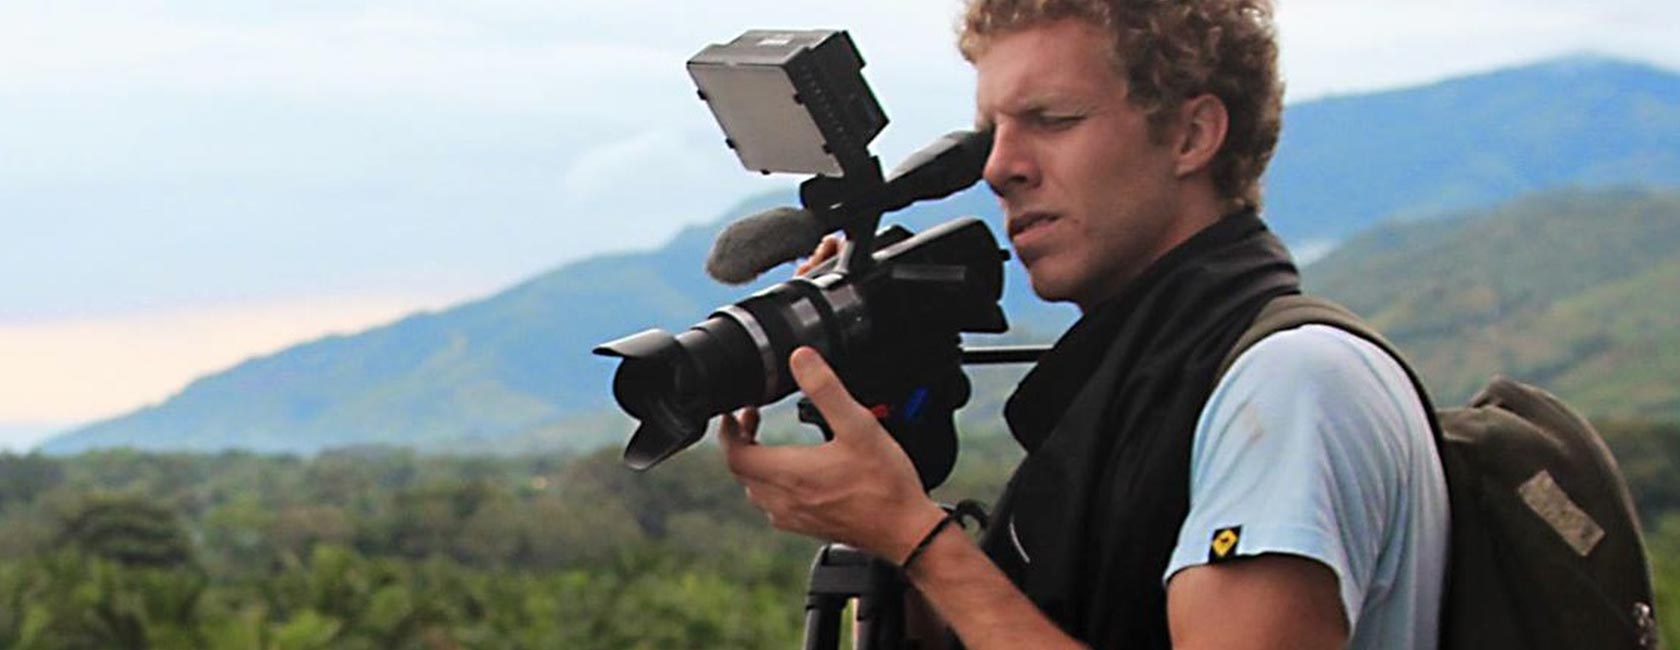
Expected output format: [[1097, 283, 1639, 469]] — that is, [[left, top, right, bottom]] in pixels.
[[802, 543, 920, 650]]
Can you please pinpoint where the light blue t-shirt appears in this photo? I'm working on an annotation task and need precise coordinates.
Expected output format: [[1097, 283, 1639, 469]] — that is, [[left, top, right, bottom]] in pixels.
[[1163, 325, 1449, 650]]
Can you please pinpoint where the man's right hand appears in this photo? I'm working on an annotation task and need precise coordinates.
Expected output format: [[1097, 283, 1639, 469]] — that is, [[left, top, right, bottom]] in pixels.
[[718, 346, 948, 564]]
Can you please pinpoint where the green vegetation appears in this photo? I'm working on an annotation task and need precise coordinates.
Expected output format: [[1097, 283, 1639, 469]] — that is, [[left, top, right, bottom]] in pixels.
[[1623, 417, 1680, 645], [0, 426, 1021, 649], [0, 417, 1676, 647]]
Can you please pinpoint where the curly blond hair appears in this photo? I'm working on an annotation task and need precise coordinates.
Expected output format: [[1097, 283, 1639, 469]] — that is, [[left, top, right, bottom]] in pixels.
[[959, 0, 1283, 212]]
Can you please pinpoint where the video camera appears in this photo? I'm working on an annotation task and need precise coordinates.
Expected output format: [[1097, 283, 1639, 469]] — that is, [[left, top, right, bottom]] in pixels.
[[593, 30, 1024, 489]]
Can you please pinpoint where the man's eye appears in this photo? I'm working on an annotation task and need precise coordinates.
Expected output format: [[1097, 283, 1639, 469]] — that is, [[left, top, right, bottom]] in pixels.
[[1034, 114, 1083, 129]]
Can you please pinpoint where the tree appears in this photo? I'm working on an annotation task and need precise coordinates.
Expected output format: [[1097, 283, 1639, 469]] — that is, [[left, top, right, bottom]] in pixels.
[[56, 494, 195, 569]]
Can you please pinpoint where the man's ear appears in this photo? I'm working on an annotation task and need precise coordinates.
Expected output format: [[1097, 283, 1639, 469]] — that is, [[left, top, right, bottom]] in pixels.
[[1173, 94, 1228, 178]]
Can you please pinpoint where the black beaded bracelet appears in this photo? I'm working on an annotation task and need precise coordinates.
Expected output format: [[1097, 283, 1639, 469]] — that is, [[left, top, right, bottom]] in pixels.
[[900, 499, 989, 573]]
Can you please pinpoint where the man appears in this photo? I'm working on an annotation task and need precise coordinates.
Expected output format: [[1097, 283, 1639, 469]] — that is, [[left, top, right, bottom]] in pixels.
[[720, 1, 1449, 648]]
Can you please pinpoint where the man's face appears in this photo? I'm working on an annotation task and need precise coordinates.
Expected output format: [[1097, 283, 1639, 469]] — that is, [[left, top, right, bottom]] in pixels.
[[974, 18, 1186, 311]]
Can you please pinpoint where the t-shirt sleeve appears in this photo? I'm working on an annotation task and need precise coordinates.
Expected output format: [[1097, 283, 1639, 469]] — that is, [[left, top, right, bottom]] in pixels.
[[1162, 325, 1422, 631]]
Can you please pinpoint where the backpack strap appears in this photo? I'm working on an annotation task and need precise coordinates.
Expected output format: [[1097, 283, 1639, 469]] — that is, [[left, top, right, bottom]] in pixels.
[[1219, 294, 1408, 387], [1216, 292, 1446, 465]]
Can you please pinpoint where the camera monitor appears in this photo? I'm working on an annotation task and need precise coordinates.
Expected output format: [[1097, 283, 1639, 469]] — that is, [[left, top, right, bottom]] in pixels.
[[688, 29, 888, 178]]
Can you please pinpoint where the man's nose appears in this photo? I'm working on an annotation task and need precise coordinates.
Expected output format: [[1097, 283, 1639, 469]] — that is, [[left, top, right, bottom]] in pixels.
[[982, 124, 1039, 198]]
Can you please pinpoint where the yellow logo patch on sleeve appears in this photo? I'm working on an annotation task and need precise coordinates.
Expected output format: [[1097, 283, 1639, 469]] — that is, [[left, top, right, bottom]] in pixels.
[[1209, 526, 1242, 563]]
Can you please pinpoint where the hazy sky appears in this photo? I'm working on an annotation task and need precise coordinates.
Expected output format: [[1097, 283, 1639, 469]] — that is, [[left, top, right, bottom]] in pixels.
[[3, 0, 1677, 449]]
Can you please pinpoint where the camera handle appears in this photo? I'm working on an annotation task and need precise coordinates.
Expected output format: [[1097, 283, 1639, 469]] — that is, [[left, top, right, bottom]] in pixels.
[[793, 341, 1045, 493], [796, 358, 965, 492]]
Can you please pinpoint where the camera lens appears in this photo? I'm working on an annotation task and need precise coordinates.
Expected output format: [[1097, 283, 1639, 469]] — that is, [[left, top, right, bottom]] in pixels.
[[596, 312, 761, 469], [595, 276, 868, 469], [595, 218, 1005, 472]]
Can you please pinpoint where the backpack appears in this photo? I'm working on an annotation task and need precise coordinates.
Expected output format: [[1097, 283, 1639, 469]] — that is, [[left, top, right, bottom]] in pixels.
[[1218, 294, 1659, 650]]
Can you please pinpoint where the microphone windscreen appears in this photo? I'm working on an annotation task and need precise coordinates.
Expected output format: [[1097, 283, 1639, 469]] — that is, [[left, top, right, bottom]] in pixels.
[[705, 206, 828, 285]]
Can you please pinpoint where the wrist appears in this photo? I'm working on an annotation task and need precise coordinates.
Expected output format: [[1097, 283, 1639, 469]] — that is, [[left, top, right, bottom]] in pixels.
[[897, 499, 989, 570], [890, 501, 951, 565], [902, 520, 968, 584]]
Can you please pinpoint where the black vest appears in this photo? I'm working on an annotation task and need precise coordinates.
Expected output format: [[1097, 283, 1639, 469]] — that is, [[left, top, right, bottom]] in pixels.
[[980, 210, 1300, 648]]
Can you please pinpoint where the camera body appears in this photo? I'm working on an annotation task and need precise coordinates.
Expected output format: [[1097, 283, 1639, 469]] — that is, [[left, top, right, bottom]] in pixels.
[[596, 218, 1005, 484], [593, 30, 1010, 488]]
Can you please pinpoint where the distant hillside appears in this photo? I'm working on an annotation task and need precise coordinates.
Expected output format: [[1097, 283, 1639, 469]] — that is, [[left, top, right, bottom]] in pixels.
[[42, 192, 777, 455], [42, 56, 1680, 454], [1307, 187, 1680, 420], [1266, 55, 1680, 246]]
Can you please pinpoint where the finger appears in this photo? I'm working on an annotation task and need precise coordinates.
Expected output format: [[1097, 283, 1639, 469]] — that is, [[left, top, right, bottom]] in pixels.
[[717, 406, 824, 485], [815, 234, 841, 260], [717, 408, 760, 448], [796, 235, 843, 275], [738, 407, 761, 438], [788, 347, 876, 441], [717, 412, 744, 450], [721, 428, 818, 484]]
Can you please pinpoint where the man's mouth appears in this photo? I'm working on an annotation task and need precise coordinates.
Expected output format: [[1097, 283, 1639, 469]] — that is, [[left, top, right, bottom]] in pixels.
[[1008, 211, 1060, 242]]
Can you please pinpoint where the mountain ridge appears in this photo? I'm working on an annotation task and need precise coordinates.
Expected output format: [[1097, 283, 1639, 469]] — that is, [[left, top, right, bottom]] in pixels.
[[1264, 54, 1680, 245]]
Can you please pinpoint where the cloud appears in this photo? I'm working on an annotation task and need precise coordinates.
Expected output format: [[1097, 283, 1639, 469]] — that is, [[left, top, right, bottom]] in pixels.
[[5, 1, 1672, 111], [0, 2, 963, 119], [1275, 0, 1680, 100], [554, 125, 792, 251], [0, 5, 690, 127], [561, 130, 684, 201]]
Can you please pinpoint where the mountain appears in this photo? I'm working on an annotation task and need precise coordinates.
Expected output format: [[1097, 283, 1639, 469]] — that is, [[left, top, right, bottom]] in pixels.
[[1266, 55, 1680, 247], [43, 192, 778, 455], [41, 56, 1680, 454], [1306, 186, 1680, 421]]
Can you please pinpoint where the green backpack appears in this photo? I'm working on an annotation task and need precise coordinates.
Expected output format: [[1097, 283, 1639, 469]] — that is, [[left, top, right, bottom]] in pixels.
[[1219, 294, 1659, 650]]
